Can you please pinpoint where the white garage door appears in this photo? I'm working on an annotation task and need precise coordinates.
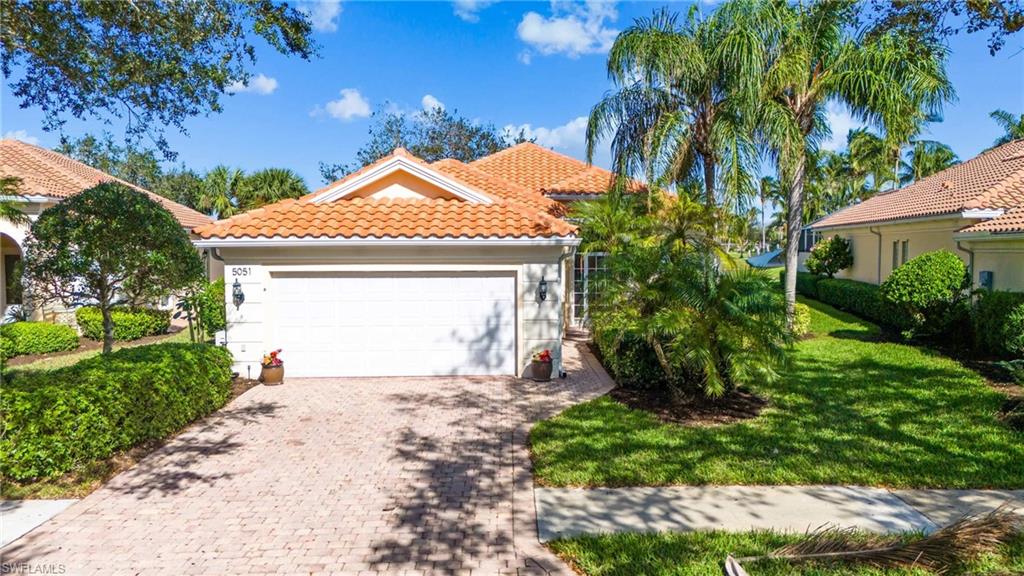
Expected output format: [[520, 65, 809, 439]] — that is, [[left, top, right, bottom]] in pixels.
[[271, 273, 516, 377]]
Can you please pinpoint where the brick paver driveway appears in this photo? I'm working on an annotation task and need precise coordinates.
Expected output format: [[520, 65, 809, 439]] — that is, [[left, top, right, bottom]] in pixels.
[[2, 341, 612, 576]]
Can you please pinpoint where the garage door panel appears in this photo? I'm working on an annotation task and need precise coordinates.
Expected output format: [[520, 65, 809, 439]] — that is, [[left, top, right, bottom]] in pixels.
[[271, 273, 516, 377]]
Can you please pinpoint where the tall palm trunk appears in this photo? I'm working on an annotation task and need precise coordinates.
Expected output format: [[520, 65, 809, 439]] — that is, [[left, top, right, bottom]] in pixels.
[[760, 194, 767, 252], [783, 152, 807, 330], [702, 155, 716, 209]]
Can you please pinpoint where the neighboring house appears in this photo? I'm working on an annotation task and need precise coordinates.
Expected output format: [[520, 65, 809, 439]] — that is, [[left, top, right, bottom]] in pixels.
[[810, 139, 1024, 291], [0, 138, 216, 317], [193, 143, 632, 379]]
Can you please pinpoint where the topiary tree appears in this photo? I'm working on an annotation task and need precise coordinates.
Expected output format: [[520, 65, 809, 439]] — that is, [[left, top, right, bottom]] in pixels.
[[23, 183, 204, 354], [805, 236, 853, 278], [879, 250, 968, 338]]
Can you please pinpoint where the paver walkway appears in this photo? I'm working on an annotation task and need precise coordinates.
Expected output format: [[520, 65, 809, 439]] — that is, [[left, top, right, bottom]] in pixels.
[[0, 340, 614, 576], [535, 486, 1024, 542]]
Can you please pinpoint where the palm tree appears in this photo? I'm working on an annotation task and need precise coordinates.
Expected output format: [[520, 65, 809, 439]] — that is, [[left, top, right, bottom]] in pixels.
[[586, 6, 762, 209], [900, 140, 958, 184], [990, 109, 1024, 146], [755, 0, 953, 325], [199, 166, 244, 219], [238, 168, 308, 211], [0, 176, 29, 225], [847, 128, 896, 194]]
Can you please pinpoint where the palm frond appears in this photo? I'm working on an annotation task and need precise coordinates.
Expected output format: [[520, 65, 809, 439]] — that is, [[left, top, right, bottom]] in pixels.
[[734, 507, 1022, 571]]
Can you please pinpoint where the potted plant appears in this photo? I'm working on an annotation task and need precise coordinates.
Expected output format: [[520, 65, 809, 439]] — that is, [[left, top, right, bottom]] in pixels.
[[260, 349, 284, 385], [531, 349, 553, 382]]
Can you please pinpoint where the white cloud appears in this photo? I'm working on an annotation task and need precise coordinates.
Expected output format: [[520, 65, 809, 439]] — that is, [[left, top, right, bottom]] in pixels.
[[301, 0, 343, 32], [516, 1, 618, 59], [505, 116, 588, 150], [226, 73, 278, 95], [822, 101, 864, 151], [314, 88, 371, 121], [452, 0, 494, 22], [421, 94, 445, 112], [2, 130, 39, 145], [517, 50, 532, 65]]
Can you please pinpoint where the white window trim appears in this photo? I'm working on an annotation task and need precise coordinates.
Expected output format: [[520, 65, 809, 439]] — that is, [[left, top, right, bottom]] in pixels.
[[311, 156, 494, 205]]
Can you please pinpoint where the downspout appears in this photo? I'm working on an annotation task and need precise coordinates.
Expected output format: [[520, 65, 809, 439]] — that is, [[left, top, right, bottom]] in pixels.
[[557, 245, 576, 379], [869, 226, 882, 284], [956, 241, 975, 290]]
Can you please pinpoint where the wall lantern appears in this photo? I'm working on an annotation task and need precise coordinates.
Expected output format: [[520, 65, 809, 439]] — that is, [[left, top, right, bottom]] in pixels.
[[538, 277, 548, 302], [232, 278, 245, 309]]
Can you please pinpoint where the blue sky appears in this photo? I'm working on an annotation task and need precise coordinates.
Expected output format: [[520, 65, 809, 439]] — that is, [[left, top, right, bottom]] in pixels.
[[2, 1, 1023, 188]]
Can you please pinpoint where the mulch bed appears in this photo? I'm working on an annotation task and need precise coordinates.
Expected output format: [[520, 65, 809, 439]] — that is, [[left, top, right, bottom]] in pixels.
[[231, 376, 262, 400], [4, 327, 187, 367], [610, 386, 768, 427]]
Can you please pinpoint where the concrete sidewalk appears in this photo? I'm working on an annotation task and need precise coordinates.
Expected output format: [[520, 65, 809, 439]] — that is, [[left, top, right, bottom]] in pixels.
[[0, 500, 78, 547], [535, 486, 1024, 542]]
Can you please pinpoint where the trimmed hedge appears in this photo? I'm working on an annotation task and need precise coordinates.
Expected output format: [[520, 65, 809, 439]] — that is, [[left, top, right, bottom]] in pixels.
[[75, 306, 170, 342], [975, 290, 1024, 358], [816, 277, 911, 331], [0, 343, 232, 481], [0, 322, 79, 361], [779, 270, 822, 299]]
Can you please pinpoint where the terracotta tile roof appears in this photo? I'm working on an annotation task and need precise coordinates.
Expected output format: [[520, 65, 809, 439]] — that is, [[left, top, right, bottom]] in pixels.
[[192, 197, 575, 240], [814, 140, 1024, 229], [470, 141, 641, 196], [194, 148, 576, 240], [0, 138, 211, 228], [430, 158, 569, 217], [959, 206, 1024, 235]]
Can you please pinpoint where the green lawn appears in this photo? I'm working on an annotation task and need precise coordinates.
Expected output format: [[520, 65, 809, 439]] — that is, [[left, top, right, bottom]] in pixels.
[[531, 298, 1024, 488], [5, 328, 191, 373], [548, 530, 1024, 576]]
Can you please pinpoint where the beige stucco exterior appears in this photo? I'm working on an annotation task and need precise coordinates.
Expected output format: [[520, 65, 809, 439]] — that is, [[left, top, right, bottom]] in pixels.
[[815, 216, 1024, 291], [214, 243, 573, 379]]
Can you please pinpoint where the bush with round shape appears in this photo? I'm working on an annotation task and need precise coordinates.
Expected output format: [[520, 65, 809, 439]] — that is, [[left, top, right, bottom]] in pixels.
[[880, 250, 967, 337], [23, 183, 203, 354], [805, 236, 853, 278], [75, 306, 170, 342], [0, 343, 232, 482], [0, 321, 79, 360]]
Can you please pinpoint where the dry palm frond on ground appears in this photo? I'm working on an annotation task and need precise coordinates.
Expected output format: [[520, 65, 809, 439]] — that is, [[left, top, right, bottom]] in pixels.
[[730, 507, 1021, 573]]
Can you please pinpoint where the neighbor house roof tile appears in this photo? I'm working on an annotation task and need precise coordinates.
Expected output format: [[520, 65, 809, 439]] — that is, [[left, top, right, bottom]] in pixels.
[[0, 139, 211, 228], [814, 139, 1024, 229], [959, 206, 1024, 234]]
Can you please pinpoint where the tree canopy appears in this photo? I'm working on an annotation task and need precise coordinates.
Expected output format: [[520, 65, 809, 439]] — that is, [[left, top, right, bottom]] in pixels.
[[1, 0, 316, 156], [22, 183, 204, 353], [865, 0, 1024, 55], [319, 107, 532, 183]]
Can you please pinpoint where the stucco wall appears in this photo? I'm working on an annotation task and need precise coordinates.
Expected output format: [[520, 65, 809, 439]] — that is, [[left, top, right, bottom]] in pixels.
[[819, 217, 972, 285], [963, 237, 1024, 291], [215, 244, 571, 378]]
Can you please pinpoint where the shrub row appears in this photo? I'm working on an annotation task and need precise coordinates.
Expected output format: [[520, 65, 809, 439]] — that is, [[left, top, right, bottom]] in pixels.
[[0, 321, 79, 361], [779, 270, 824, 299], [75, 306, 170, 342], [816, 277, 912, 331], [0, 343, 233, 481], [974, 290, 1024, 358]]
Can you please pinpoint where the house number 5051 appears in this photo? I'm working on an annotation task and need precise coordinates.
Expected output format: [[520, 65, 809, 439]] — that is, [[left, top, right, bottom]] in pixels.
[[231, 267, 252, 277]]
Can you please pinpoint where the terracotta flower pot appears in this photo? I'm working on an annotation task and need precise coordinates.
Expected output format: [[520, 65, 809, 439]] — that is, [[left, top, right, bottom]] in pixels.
[[260, 364, 284, 385], [531, 360, 553, 382]]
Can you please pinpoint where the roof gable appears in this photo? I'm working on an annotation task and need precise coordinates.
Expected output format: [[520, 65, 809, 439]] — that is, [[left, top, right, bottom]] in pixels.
[[309, 148, 494, 205]]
